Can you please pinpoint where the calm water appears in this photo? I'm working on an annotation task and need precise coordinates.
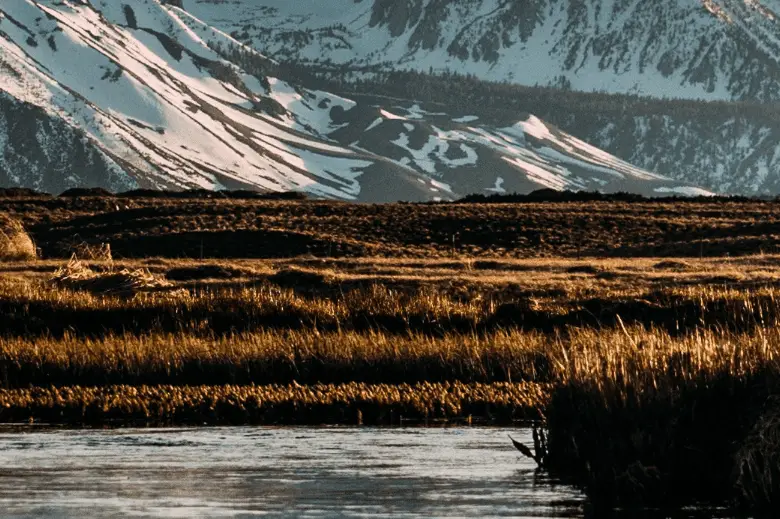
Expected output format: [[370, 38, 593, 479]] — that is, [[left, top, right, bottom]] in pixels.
[[0, 426, 584, 518]]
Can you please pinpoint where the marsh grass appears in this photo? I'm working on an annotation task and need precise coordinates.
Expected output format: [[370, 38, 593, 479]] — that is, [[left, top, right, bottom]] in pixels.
[[543, 326, 780, 515], [735, 397, 780, 512], [3, 277, 780, 338], [1, 250, 780, 513], [8, 325, 780, 388], [0, 329, 553, 387], [0, 214, 35, 261], [0, 381, 547, 426]]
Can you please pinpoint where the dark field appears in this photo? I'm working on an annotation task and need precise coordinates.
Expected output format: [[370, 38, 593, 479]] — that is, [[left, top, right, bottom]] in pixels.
[[3, 194, 780, 515], [4, 195, 780, 258]]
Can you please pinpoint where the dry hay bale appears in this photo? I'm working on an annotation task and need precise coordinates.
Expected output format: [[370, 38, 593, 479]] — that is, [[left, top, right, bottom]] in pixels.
[[736, 398, 780, 512], [0, 213, 36, 261], [50, 256, 174, 295]]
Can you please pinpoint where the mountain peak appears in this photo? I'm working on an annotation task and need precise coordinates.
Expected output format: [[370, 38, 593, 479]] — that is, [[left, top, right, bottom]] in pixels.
[[0, 0, 711, 199]]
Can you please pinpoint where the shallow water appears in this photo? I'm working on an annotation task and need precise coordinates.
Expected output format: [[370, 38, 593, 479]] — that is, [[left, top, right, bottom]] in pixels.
[[0, 426, 584, 518]]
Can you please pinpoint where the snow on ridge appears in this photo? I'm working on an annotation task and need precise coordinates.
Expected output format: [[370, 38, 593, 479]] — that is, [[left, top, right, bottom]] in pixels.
[[654, 186, 717, 196], [0, 0, 393, 197], [185, 0, 780, 102], [0, 0, 712, 200], [453, 115, 479, 123]]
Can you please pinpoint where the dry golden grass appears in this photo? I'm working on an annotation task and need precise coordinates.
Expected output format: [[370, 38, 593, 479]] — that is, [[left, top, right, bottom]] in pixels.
[[0, 213, 35, 262], [50, 256, 174, 295], [0, 268, 778, 339], [2, 193, 780, 513], [0, 381, 547, 425], [5, 253, 780, 303], [0, 329, 550, 386], [541, 325, 780, 513], [2, 324, 780, 388], [0, 252, 776, 511]]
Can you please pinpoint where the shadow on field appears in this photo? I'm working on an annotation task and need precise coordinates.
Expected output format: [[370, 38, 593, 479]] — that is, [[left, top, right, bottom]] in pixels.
[[79, 230, 362, 259]]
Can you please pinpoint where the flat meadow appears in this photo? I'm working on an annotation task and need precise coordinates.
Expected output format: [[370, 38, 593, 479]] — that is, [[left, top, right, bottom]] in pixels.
[[3, 191, 780, 514]]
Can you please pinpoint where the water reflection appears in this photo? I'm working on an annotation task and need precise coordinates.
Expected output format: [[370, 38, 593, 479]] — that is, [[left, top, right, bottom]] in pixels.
[[0, 426, 583, 518]]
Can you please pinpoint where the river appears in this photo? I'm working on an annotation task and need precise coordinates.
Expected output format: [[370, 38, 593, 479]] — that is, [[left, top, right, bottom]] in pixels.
[[0, 426, 586, 518]]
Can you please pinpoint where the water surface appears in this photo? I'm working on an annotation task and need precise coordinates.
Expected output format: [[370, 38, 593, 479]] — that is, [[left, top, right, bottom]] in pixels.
[[0, 426, 583, 518]]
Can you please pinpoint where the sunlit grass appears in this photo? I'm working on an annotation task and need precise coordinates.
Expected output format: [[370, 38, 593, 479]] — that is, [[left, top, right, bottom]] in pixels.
[[0, 381, 548, 426]]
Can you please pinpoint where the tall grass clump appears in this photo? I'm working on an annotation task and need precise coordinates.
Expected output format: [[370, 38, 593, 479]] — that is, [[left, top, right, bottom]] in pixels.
[[543, 326, 780, 516], [50, 256, 173, 295], [736, 397, 780, 512], [0, 213, 35, 261]]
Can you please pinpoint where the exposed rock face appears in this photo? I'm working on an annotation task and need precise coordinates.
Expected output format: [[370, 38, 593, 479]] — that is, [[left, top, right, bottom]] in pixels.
[[191, 0, 780, 102], [0, 94, 136, 193]]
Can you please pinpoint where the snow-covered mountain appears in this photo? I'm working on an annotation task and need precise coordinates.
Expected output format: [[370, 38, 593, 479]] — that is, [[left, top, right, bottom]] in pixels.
[[0, 0, 707, 200], [185, 0, 780, 196], [191, 0, 780, 102]]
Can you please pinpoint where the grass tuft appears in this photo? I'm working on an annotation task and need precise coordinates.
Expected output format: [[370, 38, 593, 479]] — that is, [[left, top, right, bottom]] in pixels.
[[50, 256, 174, 295], [0, 213, 35, 261], [736, 397, 780, 512]]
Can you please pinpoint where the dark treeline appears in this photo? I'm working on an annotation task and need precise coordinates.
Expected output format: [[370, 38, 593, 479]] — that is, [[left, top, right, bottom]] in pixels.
[[0, 186, 776, 204], [306, 66, 780, 132], [457, 189, 774, 204], [207, 40, 780, 130]]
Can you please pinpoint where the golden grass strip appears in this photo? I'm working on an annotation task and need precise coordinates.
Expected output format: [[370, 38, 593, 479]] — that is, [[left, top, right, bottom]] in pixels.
[[3, 326, 780, 388], [0, 329, 551, 387], [4, 278, 780, 338], [0, 382, 548, 426]]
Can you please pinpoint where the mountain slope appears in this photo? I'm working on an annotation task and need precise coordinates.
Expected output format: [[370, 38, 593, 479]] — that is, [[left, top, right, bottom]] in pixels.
[[0, 0, 708, 200], [190, 0, 780, 102], [0, 92, 135, 192], [321, 71, 780, 196], [188, 0, 780, 196]]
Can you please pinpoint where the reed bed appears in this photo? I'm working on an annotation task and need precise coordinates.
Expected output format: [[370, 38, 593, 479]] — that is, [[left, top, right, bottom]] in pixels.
[[0, 281, 487, 337], [543, 326, 780, 515], [0, 282, 778, 511], [2, 258, 780, 513], [3, 278, 780, 338], [0, 330, 551, 387], [6, 326, 780, 389], [0, 381, 547, 426]]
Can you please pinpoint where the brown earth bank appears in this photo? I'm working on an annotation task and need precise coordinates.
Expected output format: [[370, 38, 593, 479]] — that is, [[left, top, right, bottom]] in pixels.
[[2, 194, 780, 259]]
